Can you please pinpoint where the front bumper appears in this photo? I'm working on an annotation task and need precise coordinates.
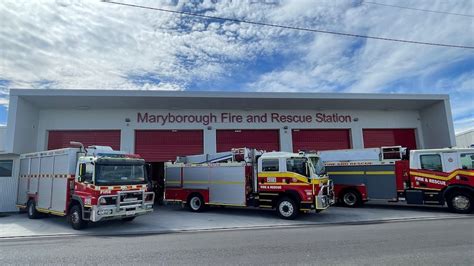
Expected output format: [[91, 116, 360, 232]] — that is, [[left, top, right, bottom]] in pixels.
[[315, 180, 335, 210], [91, 191, 155, 222]]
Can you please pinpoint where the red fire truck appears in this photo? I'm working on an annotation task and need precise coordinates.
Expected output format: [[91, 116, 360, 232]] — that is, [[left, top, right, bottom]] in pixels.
[[164, 148, 334, 219], [16, 143, 155, 230], [318, 146, 474, 213]]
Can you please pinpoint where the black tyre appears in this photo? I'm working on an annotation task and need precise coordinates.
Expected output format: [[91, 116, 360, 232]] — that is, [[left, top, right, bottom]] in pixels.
[[276, 197, 298, 220], [69, 205, 88, 230], [122, 216, 136, 222], [446, 191, 473, 214], [27, 200, 41, 219], [340, 190, 362, 208], [187, 194, 205, 212]]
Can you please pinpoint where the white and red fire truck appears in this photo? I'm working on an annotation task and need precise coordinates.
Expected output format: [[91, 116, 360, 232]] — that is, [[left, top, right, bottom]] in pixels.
[[16, 143, 155, 230], [164, 148, 334, 219], [317, 146, 474, 213]]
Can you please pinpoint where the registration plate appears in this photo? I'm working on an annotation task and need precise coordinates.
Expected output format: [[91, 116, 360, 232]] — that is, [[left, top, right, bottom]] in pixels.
[[125, 210, 135, 216], [124, 198, 138, 202]]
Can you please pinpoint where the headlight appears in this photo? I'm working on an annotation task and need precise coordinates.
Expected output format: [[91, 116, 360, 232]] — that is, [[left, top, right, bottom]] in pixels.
[[99, 198, 107, 205]]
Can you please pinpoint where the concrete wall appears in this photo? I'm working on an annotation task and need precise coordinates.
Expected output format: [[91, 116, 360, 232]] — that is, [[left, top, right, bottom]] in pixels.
[[35, 108, 423, 153], [456, 129, 474, 148], [419, 100, 456, 148], [6, 96, 39, 154], [0, 154, 19, 212]]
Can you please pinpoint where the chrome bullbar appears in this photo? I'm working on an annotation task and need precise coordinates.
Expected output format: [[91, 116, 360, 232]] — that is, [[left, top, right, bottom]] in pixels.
[[315, 180, 335, 210], [92, 190, 155, 222]]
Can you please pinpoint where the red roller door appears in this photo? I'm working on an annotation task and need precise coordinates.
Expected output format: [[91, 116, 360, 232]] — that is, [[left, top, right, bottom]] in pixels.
[[292, 129, 351, 152], [363, 129, 417, 150], [48, 130, 121, 150], [216, 129, 280, 152], [135, 130, 203, 162]]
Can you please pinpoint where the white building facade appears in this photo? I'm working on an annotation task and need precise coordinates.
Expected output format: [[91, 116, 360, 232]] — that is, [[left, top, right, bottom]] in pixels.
[[0, 89, 457, 212], [456, 129, 474, 148]]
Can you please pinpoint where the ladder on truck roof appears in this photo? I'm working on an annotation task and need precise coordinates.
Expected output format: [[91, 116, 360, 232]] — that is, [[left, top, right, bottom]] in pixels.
[[175, 148, 263, 164], [318, 146, 405, 162]]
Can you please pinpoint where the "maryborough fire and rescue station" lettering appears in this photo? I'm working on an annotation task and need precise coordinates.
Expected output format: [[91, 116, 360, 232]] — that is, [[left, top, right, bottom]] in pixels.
[[136, 112, 353, 126]]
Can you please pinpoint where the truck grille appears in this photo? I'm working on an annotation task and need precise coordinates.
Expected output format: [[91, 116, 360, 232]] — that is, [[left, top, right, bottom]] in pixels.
[[119, 191, 143, 206]]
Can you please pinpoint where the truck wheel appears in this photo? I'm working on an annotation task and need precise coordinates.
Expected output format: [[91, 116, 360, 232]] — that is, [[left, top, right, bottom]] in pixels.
[[27, 200, 41, 219], [188, 194, 205, 212], [340, 190, 361, 208], [69, 205, 88, 230], [122, 217, 136, 222], [446, 191, 473, 214], [276, 197, 298, 220]]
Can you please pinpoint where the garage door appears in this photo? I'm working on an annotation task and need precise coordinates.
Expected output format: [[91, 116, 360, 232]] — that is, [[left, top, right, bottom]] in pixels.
[[292, 129, 351, 152], [363, 129, 417, 150], [216, 130, 280, 152], [48, 130, 121, 150], [135, 130, 203, 162]]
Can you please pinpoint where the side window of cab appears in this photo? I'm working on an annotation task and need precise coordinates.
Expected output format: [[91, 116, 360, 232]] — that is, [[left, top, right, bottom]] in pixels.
[[262, 159, 279, 172], [460, 153, 474, 170], [286, 158, 309, 177], [79, 163, 94, 183], [420, 154, 442, 172]]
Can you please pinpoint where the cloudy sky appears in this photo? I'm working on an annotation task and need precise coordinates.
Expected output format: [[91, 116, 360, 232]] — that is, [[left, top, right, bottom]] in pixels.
[[0, 0, 472, 132]]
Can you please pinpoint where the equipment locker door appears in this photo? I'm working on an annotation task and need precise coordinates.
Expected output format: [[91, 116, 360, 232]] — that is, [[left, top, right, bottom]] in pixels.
[[363, 165, 397, 200], [50, 154, 70, 213], [37, 156, 54, 210]]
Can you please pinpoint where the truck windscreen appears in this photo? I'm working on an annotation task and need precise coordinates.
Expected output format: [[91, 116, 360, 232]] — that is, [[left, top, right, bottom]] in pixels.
[[310, 157, 326, 176], [95, 164, 146, 186]]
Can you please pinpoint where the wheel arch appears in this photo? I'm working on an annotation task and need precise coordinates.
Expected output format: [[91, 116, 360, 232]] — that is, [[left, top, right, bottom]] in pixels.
[[274, 190, 301, 208], [443, 185, 474, 199], [338, 187, 362, 202], [68, 195, 84, 213], [187, 192, 204, 202]]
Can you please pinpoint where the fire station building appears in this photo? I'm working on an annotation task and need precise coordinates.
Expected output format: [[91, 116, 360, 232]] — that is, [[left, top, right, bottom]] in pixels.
[[0, 89, 456, 212]]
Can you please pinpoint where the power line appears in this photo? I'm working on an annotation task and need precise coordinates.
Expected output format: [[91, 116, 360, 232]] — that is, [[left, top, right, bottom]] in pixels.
[[101, 0, 474, 49], [362, 1, 474, 18]]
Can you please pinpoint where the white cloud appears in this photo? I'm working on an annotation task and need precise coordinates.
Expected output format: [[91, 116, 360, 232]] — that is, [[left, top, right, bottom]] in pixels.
[[250, 1, 473, 93], [0, 0, 472, 132], [0, 0, 285, 92], [0, 98, 8, 106]]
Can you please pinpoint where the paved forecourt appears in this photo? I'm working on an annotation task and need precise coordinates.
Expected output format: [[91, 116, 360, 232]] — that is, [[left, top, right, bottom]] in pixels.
[[0, 203, 471, 238]]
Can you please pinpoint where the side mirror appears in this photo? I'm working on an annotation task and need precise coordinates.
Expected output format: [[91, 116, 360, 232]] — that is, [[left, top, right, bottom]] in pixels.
[[145, 163, 152, 180]]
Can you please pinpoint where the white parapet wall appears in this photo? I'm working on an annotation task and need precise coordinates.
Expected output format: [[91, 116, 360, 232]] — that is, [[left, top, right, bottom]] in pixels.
[[456, 129, 474, 148]]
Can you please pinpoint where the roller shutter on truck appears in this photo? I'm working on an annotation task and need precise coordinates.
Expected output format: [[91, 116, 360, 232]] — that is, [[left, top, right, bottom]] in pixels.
[[47, 130, 121, 150], [363, 129, 417, 150], [216, 129, 280, 153], [135, 130, 204, 162], [292, 129, 351, 152]]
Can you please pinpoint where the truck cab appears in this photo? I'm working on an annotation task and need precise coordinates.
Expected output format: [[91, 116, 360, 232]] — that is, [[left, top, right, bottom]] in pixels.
[[257, 152, 329, 182], [71, 146, 155, 228], [257, 151, 334, 218], [407, 148, 474, 213]]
